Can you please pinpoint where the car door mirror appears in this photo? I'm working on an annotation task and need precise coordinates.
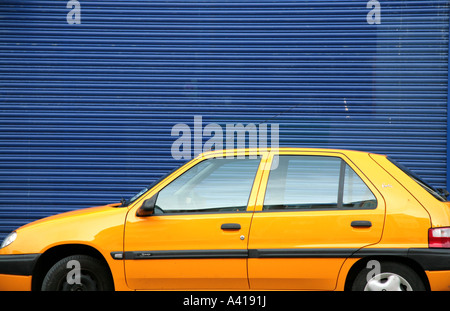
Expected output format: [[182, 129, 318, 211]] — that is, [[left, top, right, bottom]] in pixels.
[[136, 193, 158, 217]]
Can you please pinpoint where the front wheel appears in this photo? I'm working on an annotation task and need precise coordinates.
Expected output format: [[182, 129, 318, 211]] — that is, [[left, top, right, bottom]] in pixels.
[[351, 261, 426, 291], [41, 255, 114, 291]]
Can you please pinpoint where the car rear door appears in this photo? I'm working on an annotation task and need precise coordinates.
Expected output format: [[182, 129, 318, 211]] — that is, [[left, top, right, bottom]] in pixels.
[[247, 150, 386, 290]]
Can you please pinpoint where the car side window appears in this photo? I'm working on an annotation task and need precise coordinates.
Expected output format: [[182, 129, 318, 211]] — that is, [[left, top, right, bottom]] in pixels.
[[342, 162, 377, 209], [155, 157, 261, 214], [263, 155, 377, 210]]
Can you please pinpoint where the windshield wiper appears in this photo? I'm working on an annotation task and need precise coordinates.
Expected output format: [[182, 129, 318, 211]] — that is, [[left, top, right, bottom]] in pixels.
[[120, 197, 128, 207], [118, 167, 180, 208], [437, 188, 450, 200]]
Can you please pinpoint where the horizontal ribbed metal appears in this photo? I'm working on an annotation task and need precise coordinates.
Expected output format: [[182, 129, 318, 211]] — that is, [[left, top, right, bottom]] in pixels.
[[0, 0, 448, 239]]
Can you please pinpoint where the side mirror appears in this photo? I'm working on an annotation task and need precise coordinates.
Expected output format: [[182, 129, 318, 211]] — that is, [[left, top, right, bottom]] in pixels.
[[136, 193, 158, 217]]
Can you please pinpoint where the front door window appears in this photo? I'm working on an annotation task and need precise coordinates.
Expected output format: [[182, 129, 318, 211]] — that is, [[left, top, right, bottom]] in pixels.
[[156, 158, 261, 213]]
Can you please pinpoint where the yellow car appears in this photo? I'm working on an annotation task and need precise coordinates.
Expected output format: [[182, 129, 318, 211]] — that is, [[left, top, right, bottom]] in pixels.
[[1, 148, 450, 291]]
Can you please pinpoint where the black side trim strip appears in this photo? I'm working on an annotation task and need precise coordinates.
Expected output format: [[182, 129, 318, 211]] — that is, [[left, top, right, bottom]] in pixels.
[[408, 248, 450, 271], [123, 249, 248, 260], [249, 248, 359, 258], [116, 248, 359, 260], [113, 247, 450, 271], [0, 254, 40, 276], [350, 248, 409, 257], [351, 248, 450, 271]]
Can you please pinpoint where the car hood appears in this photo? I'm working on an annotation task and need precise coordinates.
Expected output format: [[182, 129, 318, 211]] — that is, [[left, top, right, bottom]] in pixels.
[[18, 202, 124, 230]]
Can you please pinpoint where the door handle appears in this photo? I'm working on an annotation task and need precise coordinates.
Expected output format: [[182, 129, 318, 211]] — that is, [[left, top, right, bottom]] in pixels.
[[351, 220, 372, 228], [221, 223, 241, 230]]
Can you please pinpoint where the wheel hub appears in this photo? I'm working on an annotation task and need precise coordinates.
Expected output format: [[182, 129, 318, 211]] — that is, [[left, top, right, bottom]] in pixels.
[[61, 272, 98, 291], [364, 273, 413, 291]]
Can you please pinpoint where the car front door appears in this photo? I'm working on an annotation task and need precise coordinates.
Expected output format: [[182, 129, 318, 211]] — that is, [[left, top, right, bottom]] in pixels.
[[123, 154, 265, 290], [247, 151, 386, 290]]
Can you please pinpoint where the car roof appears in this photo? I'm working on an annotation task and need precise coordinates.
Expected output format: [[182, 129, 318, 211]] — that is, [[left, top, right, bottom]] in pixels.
[[197, 147, 383, 158]]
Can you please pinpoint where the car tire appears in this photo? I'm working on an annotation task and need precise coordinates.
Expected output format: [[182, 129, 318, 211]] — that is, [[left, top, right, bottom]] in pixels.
[[351, 260, 426, 291], [41, 255, 114, 291]]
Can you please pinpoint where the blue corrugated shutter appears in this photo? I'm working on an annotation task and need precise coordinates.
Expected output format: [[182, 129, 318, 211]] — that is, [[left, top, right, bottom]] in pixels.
[[0, 0, 448, 239]]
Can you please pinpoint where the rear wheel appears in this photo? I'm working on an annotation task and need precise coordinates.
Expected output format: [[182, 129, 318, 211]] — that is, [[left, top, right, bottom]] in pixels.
[[351, 261, 426, 291], [41, 255, 114, 291]]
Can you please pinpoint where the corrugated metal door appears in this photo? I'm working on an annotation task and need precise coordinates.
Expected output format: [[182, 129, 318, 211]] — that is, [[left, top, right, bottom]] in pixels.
[[0, 0, 448, 239]]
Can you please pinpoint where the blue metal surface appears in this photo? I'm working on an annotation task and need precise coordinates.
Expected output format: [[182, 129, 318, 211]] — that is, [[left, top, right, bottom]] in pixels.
[[0, 0, 448, 239], [447, 3, 450, 191]]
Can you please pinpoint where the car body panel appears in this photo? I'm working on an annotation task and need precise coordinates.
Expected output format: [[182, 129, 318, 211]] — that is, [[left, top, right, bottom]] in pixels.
[[123, 150, 268, 290], [123, 212, 253, 290], [247, 150, 386, 290], [0, 203, 130, 290], [370, 153, 450, 229], [0, 274, 32, 291], [426, 270, 450, 291], [0, 148, 449, 291]]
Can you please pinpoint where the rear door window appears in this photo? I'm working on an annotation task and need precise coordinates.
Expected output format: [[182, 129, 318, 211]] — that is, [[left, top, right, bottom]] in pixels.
[[263, 155, 377, 210]]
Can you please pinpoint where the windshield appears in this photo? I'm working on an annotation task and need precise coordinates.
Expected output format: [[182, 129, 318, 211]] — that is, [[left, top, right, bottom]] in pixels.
[[120, 167, 179, 207], [388, 157, 447, 202]]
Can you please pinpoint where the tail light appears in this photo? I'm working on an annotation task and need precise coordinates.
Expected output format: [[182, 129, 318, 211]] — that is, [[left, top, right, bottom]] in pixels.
[[428, 227, 450, 248]]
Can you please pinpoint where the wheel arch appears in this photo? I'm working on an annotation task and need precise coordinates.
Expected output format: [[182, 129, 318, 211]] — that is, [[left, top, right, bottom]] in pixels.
[[343, 255, 431, 291], [31, 243, 114, 291]]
